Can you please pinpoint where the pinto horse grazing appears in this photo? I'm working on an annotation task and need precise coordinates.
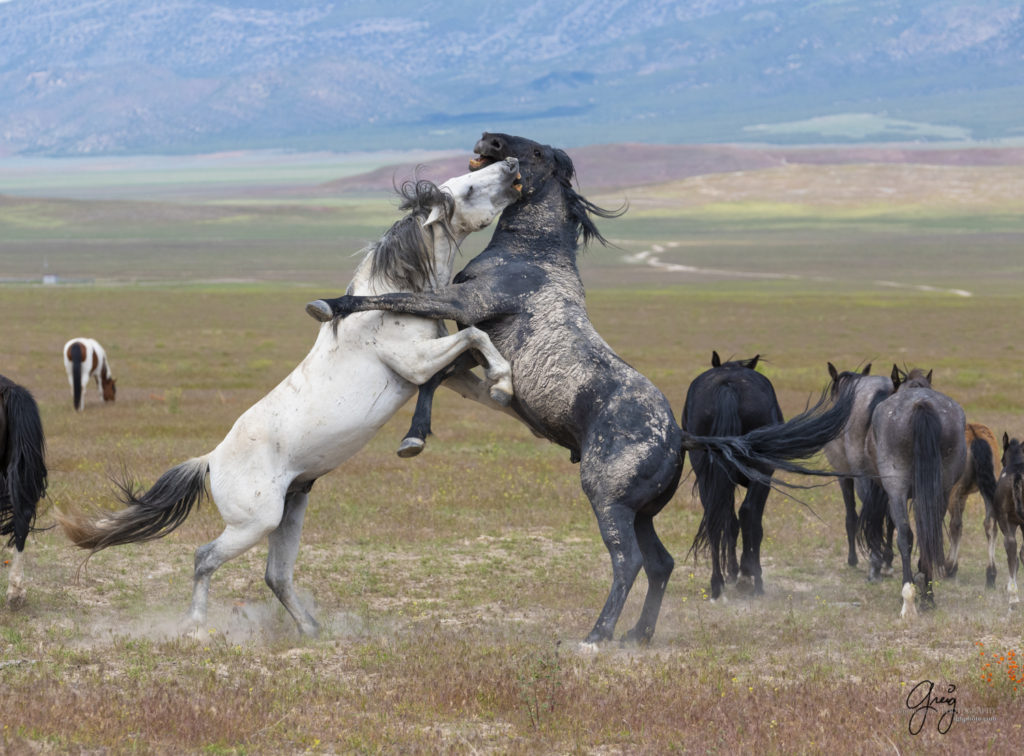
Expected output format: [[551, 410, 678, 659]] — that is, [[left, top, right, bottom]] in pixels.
[[862, 367, 966, 618], [306, 133, 856, 646], [56, 161, 522, 637], [0, 374, 48, 608], [946, 422, 1000, 583], [684, 352, 782, 600], [823, 363, 894, 574], [993, 433, 1024, 605], [63, 338, 116, 411]]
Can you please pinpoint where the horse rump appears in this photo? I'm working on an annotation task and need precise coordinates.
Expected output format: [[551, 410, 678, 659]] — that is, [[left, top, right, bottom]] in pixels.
[[58, 458, 208, 552], [0, 382, 47, 550]]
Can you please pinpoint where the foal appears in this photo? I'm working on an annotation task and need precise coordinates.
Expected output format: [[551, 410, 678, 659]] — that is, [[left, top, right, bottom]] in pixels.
[[993, 433, 1024, 605]]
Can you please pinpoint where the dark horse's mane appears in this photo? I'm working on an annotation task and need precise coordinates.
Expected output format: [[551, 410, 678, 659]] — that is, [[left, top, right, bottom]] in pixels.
[[550, 149, 626, 249], [369, 178, 456, 292]]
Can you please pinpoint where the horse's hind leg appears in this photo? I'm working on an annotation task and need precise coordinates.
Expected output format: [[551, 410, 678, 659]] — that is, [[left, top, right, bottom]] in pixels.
[[265, 489, 320, 636], [5, 548, 26, 608], [583, 500, 644, 645], [839, 477, 859, 567], [945, 488, 967, 578], [622, 513, 674, 645], [738, 481, 770, 595], [1003, 527, 1019, 604]]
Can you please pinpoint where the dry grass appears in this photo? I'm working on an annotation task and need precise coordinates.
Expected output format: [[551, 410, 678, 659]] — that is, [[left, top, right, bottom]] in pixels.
[[1, 272, 1022, 752]]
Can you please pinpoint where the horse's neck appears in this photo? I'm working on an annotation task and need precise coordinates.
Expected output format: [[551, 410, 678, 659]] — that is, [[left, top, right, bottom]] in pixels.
[[491, 187, 577, 260], [347, 225, 466, 296]]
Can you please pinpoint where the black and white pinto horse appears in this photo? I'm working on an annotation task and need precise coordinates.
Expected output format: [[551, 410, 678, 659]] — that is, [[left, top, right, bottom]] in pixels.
[[823, 363, 894, 575], [0, 373, 48, 608], [57, 161, 521, 637], [993, 433, 1024, 605], [63, 337, 116, 411], [862, 367, 965, 618], [307, 133, 856, 646], [684, 352, 782, 600]]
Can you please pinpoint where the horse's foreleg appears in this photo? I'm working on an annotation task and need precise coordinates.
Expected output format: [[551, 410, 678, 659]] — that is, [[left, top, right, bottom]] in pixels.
[[5, 548, 26, 608], [399, 371, 447, 458], [265, 489, 320, 637]]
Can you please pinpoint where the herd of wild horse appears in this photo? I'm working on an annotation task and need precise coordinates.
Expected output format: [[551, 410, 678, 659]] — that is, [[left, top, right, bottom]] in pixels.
[[3, 133, 1023, 645]]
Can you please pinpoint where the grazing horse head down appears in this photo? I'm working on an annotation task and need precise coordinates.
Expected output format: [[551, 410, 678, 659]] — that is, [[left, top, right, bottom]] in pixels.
[[0, 373, 47, 608], [63, 338, 115, 411], [305, 132, 857, 646]]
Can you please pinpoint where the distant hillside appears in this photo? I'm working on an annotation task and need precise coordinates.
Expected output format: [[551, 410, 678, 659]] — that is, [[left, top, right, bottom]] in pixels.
[[1, 0, 1023, 157], [317, 143, 1024, 195]]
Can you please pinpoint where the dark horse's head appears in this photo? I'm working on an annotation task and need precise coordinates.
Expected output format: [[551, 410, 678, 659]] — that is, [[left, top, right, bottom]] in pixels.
[[469, 132, 624, 248]]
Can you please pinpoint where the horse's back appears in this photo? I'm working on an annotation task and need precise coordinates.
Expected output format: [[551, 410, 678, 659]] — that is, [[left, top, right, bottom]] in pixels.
[[870, 386, 966, 482], [682, 365, 781, 434]]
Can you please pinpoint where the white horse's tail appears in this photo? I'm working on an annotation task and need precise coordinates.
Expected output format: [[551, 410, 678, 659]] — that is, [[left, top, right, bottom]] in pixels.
[[57, 457, 209, 552]]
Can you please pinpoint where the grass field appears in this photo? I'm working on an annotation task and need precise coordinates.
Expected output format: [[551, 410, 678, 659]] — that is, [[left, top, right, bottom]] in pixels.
[[1, 158, 1023, 752]]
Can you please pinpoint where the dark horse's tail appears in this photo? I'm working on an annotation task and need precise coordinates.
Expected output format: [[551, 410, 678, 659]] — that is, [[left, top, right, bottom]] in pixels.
[[690, 384, 743, 562], [910, 405, 946, 580], [680, 381, 855, 485], [0, 383, 48, 551], [57, 457, 208, 553], [970, 436, 999, 523], [69, 341, 84, 411]]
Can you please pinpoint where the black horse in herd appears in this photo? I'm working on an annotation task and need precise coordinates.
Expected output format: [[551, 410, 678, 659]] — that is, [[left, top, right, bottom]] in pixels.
[[307, 133, 855, 644]]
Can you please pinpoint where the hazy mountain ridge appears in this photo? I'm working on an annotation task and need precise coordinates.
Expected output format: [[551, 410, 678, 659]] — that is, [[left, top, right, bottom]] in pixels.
[[2, 0, 1022, 156]]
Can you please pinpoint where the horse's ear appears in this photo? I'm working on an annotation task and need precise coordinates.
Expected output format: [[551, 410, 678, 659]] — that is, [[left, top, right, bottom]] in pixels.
[[926, 369, 933, 385], [862, 363, 872, 375], [890, 364, 902, 389], [552, 148, 575, 183], [712, 351, 721, 368], [1004, 432, 1011, 450], [749, 354, 759, 371], [827, 362, 838, 381], [423, 203, 447, 228]]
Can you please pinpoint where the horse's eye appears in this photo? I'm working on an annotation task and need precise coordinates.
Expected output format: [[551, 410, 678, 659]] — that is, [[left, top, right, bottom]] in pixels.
[[465, 185, 474, 197], [533, 149, 541, 158]]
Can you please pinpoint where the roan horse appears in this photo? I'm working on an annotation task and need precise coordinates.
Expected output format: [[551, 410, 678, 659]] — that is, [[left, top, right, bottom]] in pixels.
[[63, 338, 116, 411], [946, 422, 1000, 584], [993, 433, 1024, 605], [57, 160, 522, 636], [683, 352, 782, 600], [306, 133, 856, 645], [0, 373, 48, 607], [823, 363, 894, 575], [862, 367, 966, 618]]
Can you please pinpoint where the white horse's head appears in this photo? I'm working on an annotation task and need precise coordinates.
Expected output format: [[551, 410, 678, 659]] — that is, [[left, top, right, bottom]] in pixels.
[[429, 157, 521, 238]]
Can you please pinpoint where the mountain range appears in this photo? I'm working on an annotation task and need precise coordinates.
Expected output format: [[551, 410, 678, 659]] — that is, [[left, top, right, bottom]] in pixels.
[[1, 0, 1022, 157]]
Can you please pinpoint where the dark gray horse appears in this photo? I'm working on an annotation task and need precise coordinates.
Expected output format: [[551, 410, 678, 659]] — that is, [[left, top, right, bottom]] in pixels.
[[306, 133, 855, 645], [823, 363, 894, 574], [993, 433, 1024, 606], [684, 352, 781, 600], [863, 367, 965, 618]]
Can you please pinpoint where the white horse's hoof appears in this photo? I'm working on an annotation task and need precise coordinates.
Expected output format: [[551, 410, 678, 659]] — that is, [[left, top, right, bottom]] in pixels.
[[397, 437, 425, 458], [305, 300, 333, 322], [489, 386, 512, 406], [900, 582, 917, 619], [577, 641, 600, 655]]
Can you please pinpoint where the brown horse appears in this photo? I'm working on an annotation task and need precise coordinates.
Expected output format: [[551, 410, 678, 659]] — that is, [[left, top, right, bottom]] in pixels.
[[993, 433, 1024, 605], [945, 422, 1000, 583]]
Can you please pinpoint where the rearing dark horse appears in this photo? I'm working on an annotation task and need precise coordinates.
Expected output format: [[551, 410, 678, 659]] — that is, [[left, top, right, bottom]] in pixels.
[[307, 133, 854, 645]]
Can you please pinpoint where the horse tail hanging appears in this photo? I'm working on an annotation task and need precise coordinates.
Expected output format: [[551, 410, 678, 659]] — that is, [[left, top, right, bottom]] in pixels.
[[69, 341, 85, 411], [855, 478, 889, 559], [680, 379, 855, 486], [57, 457, 209, 553], [690, 384, 742, 563], [910, 405, 946, 579], [0, 384, 47, 551], [970, 436, 999, 523]]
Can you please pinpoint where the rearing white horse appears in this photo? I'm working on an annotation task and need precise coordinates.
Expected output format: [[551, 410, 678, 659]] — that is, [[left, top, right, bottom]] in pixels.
[[57, 158, 522, 637]]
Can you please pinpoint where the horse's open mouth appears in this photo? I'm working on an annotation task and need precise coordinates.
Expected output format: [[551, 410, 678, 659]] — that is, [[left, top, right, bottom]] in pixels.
[[468, 155, 496, 171]]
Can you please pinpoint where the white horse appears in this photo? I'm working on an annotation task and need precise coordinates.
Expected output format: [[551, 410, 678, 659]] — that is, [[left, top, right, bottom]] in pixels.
[[57, 158, 522, 637], [63, 337, 116, 411]]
